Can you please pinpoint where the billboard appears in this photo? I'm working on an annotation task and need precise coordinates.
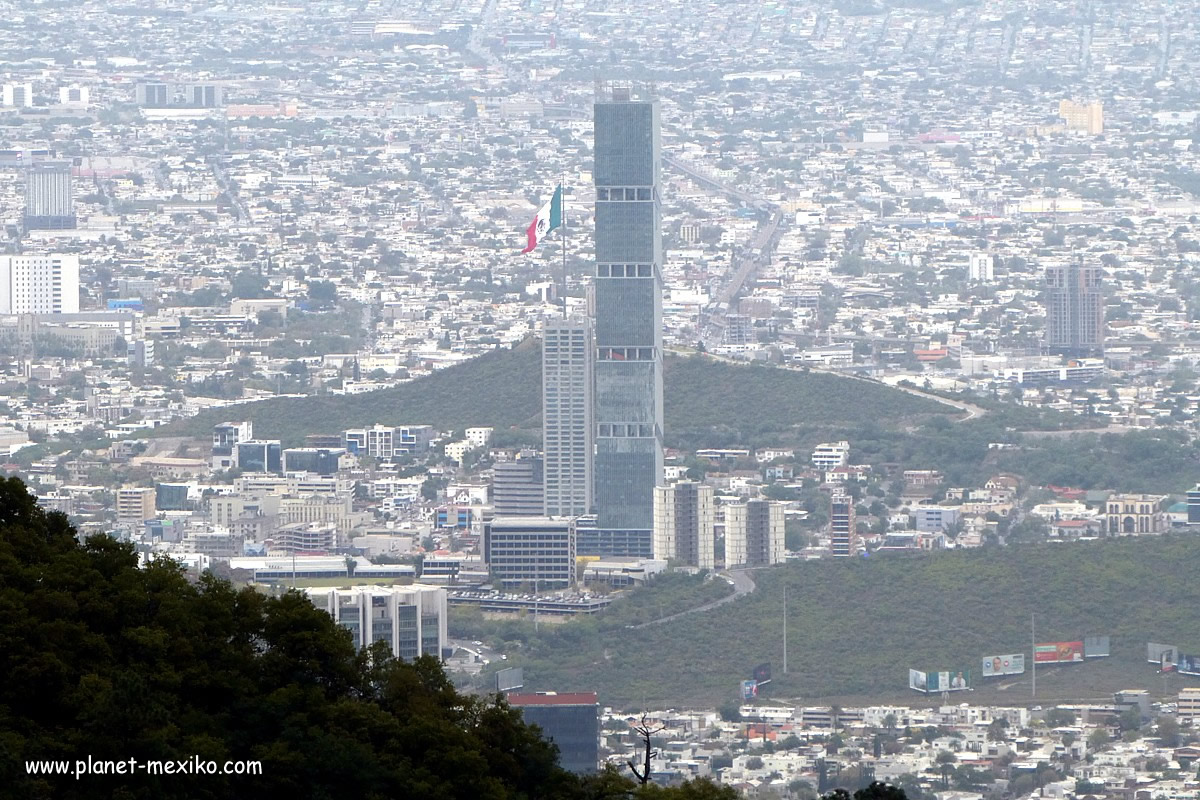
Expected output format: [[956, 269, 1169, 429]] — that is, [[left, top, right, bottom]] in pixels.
[[741, 680, 758, 701], [1034, 642, 1083, 664], [1084, 635, 1111, 658], [1147, 642, 1177, 665], [495, 667, 524, 693], [981, 653, 1025, 677], [910, 669, 970, 693], [1178, 654, 1200, 676]]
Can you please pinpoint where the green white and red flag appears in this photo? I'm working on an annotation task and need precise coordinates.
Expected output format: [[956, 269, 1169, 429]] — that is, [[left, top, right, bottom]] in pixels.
[[521, 185, 563, 254]]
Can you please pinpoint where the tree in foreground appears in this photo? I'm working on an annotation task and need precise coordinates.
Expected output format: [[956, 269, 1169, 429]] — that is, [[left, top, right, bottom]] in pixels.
[[0, 476, 756, 800]]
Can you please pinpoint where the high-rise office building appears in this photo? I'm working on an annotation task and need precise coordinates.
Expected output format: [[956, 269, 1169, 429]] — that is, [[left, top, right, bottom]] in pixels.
[[235, 440, 282, 474], [830, 491, 857, 557], [24, 161, 75, 230], [483, 516, 576, 589], [136, 82, 223, 109], [155, 483, 192, 512], [116, 487, 156, 525], [212, 421, 252, 470], [591, 89, 664, 557], [653, 481, 715, 569], [58, 86, 89, 107], [2, 83, 33, 108], [542, 316, 594, 517], [492, 452, 545, 516], [282, 447, 347, 476], [0, 254, 80, 314], [507, 692, 599, 774], [306, 585, 446, 662], [1045, 261, 1104, 358], [725, 499, 785, 567]]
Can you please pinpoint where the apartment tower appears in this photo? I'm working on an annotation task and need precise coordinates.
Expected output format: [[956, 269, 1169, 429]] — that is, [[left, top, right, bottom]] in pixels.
[[0, 254, 80, 314], [1045, 261, 1104, 358], [24, 161, 75, 230], [725, 499, 785, 567], [830, 491, 857, 557], [653, 481, 715, 569], [541, 316, 594, 517]]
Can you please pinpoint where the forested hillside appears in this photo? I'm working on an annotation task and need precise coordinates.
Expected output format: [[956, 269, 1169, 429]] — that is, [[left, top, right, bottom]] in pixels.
[[462, 535, 1200, 709], [157, 342, 952, 446]]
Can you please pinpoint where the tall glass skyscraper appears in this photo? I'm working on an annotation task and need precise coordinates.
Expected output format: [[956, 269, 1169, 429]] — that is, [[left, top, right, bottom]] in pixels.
[[589, 91, 663, 556]]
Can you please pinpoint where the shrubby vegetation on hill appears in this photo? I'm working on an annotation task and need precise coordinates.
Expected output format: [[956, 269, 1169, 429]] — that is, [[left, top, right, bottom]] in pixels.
[[162, 338, 544, 445], [662, 358, 946, 450], [156, 342, 1200, 490], [464, 535, 1200, 708], [160, 343, 950, 446], [989, 429, 1200, 493]]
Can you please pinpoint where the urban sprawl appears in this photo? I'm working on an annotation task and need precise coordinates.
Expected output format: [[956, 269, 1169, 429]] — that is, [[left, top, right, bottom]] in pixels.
[[2, 0, 1200, 796]]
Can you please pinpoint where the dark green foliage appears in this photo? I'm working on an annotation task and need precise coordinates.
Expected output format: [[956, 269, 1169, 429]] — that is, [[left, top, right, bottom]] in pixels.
[[822, 784, 911, 800], [466, 535, 1200, 707], [306, 280, 338, 307], [0, 477, 733, 800], [0, 477, 564, 799], [1044, 708, 1077, 727]]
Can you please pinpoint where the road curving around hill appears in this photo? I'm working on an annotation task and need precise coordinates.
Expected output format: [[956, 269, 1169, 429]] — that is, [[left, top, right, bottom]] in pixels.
[[632, 569, 757, 629]]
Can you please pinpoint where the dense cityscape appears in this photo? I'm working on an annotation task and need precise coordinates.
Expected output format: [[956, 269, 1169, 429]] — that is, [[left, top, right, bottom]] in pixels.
[[2, 0, 1200, 797]]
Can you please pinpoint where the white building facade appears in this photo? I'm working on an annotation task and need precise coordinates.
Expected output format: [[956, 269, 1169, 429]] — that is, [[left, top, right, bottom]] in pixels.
[[306, 584, 447, 662], [0, 254, 80, 314]]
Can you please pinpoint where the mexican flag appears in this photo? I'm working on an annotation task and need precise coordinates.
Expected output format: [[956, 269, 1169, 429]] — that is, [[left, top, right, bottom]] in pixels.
[[521, 185, 563, 254]]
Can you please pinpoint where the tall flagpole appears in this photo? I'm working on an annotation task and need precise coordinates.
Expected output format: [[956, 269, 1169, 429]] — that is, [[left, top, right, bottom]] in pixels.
[[560, 176, 567, 317], [783, 582, 788, 674], [1031, 613, 1036, 699]]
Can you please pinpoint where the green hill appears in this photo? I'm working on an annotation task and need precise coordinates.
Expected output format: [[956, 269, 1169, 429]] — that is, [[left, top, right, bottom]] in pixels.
[[456, 535, 1200, 710], [663, 357, 944, 450], [155, 342, 952, 446], [160, 339, 546, 445]]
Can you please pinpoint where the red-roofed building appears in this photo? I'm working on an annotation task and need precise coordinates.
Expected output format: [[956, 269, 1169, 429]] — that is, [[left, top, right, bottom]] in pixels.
[[507, 692, 598, 774]]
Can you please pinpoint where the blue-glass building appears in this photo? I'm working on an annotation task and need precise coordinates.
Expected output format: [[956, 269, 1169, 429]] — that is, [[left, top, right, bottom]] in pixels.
[[590, 91, 664, 554], [507, 692, 599, 774]]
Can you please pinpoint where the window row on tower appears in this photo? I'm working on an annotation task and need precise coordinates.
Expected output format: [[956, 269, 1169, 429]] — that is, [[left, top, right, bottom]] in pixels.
[[597, 263, 655, 278], [597, 347, 655, 361], [597, 423, 658, 439], [596, 186, 653, 201]]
